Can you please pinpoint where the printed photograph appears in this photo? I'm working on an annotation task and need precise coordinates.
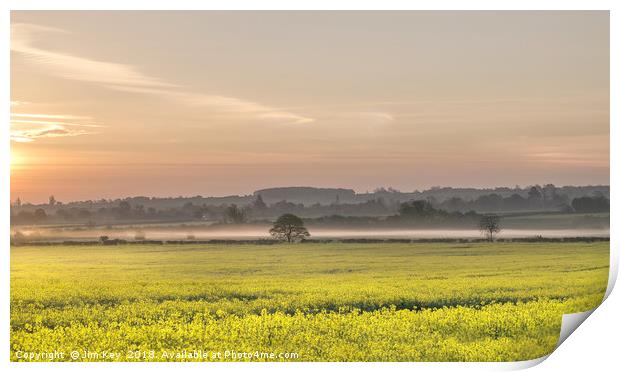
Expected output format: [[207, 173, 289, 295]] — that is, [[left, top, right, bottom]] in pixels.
[[9, 11, 610, 362]]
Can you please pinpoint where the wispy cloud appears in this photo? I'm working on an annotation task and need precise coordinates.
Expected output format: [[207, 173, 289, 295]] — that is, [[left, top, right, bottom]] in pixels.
[[10, 110, 102, 142], [11, 119, 104, 128], [12, 24, 174, 90], [11, 113, 93, 120], [111, 85, 315, 124], [11, 125, 93, 143], [11, 23, 313, 125], [526, 151, 608, 167]]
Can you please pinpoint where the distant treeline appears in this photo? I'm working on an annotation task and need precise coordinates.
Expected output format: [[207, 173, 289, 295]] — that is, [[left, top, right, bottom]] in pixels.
[[10, 184, 609, 226], [11, 236, 610, 247], [305, 200, 482, 229]]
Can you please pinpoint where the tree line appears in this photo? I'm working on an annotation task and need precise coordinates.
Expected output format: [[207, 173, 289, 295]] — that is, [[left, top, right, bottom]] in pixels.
[[10, 189, 609, 226]]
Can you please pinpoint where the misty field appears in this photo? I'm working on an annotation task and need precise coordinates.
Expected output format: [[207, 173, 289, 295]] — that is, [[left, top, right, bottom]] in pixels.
[[11, 242, 608, 362]]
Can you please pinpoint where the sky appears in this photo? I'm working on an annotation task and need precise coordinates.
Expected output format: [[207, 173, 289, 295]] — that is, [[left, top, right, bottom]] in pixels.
[[10, 11, 609, 204]]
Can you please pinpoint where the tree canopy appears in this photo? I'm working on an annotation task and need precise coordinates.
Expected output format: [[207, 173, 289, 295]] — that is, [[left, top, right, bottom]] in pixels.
[[479, 215, 501, 241], [269, 214, 310, 243]]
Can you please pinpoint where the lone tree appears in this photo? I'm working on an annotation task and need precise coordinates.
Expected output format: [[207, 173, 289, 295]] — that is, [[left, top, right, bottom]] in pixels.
[[269, 214, 310, 243], [479, 214, 501, 241]]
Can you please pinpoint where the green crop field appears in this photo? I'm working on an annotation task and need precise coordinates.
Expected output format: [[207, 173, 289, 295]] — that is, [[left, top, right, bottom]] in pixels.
[[10, 242, 609, 362]]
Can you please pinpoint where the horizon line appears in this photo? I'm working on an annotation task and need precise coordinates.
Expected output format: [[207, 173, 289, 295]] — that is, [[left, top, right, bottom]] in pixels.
[[11, 183, 610, 206]]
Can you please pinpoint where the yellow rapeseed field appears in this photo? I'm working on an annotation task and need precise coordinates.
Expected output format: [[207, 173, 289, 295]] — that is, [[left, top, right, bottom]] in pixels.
[[10, 242, 609, 361]]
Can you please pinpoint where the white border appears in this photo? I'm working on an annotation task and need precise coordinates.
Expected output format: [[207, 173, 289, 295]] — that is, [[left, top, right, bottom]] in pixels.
[[1, 1, 617, 371]]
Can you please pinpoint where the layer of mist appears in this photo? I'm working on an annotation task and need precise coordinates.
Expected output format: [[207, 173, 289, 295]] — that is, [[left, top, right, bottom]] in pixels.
[[11, 225, 610, 243]]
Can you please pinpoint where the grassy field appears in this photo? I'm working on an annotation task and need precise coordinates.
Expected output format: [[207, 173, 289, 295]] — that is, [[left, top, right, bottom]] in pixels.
[[500, 212, 609, 230], [11, 242, 609, 362]]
